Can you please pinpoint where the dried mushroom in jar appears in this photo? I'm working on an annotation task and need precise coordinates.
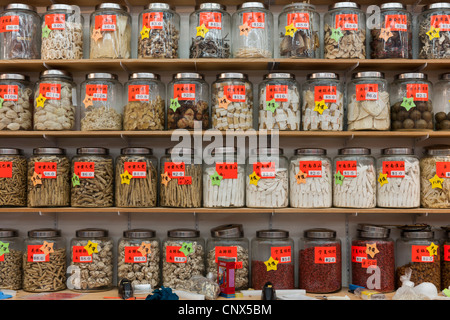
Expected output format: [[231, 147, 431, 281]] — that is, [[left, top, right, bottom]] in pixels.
[[420, 147, 450, 209], [418, 3, 450, 59], [0, 149, 27, 207]]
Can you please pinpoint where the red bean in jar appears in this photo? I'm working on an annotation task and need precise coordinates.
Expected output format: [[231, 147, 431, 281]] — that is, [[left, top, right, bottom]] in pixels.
[[351, 224, 395, 293], [251, 229, 295, 290], [299, 228, 341, 293]]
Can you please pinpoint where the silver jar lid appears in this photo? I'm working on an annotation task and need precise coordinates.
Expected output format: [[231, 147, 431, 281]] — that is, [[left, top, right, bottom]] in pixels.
[[307, 73, 339, 80], [76, 147, 109, 155], [167, 228, 200, 238], [86, 73, 118, 80], [425, 146, 450, 156], [380, 2, 406, 10], [352, 71, 385, 79], [263, 73, 296, 80], [123, 229, 156, 238], [5, 3, 37, 12], [196, 3, 226, 11], [338, 147, 371, 155], [250, 148, 283, 156], [439, 73, 450, 80], [33, 147, 65, 155], [357, 224, 390, 238], [0, 148, 22, 155], [256, 229, 289, 239], [165, 147, 195, 156], [95, 3, 128, 12], [423, 2, 450, 12], [47, 4, 76, 12], [401, 230, 434, 239], [329, 2, 360, 10], [238, 2, 268, 10], [395, 73, 428, 80], [28, 228, 61, 238], [211, 147, 237, 155], [381, 147, 414, 155], [129, 73, 160, 80], [211, 224, 243, 238], [76, 228, 108, 238], [173, 73, 204, 80], [0, 228, 19, 238], [283, 3, 316, 11], [304, 228, 336, 239], [145, 3, 175, 11], [294, 148, 327, 156], [40, 69, 73, 80], [0, 73, 29, 81], [121, 147, 153, 155], [217, 73, 248, 80]]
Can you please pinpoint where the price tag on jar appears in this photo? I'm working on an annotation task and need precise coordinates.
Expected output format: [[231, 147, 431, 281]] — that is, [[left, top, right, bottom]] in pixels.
[[436, 162, 450, 178], [124, 162, 147, 178], [335, 14, 358, 31], [95, 15, 117, 32], [45, 14, 66, 30], [411, 245, 436, 263], [253, 162, 276, 179], [444, 244, 450, 262], [336, 160, 357, 178], [271, 246, 291, 264], [382, 161, 405, 178], [355, 84, 379, 101], [0, 161, 12, 178], [314, 86, 337, 103], [74, 162, 95, 178], [128, 85, 149, 102], [164, 162, 185, 178], [0, 85, 18, 103], [216, 162, 238, 179], [406, 83, 429, 102], [142, 12, 164, 30], [242, 12, 265, 29], [0, 15, 19, 33], [299, 161, 322, 178], [314, 246, 337, 264], [431, 15, 450, 32], [166, 245, 187, 263], [124, 246, 148, 263], [39, 83, 61, 100], [266, 85, 288, 102], [223, 85, 246, 103], [34, 162, 57, 179], [214, 246, 242, 269], [385, 14, 408, 32], [287, 12, 310, 30], [72, 246, 93, 263], [173, 84, 196, 101], [86, 84, 108, 102], [27, 245, 50, 262], [199, 12, 222, 30]]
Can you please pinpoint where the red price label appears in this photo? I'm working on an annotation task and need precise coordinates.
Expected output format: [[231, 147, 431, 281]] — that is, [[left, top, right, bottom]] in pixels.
[[74, 162, 95, 179], [253, 162, 276, 179], [314, 86, 337, 103], [164, 162, 185, 178], [299, 161, 322, 178], [436, 162, 450, 178], [382, 161, 405, 178], [355, 84, 379, 101], [39, 83, 61, 100], [362, 259, 378, 268], [142, 12, 163, 30], [0, 85, 18, 101], [351, 245, 367, 263], [406, 83, 429, 101], [314, 246, 337, 264], [336, 160, 357, 178], [166, 245, 187, 263], [411, 245, 436, 263], [242, 12, 265, 29], [177, 176, 192, 185], [86, 84, 108, 101], [124, 162, 147, 178], [431, 14, 450, 32], [215, 246, 242, 269], [45, 13, 66, 30], [444, 244, 450, 262], [0, 15, 19, 33], [95, 15, 116, 31], [173, 84, 196, 101], [128, 85, 149, 102], [34, 162, 57, 179], [72, 246, 93, 263], [199, 12, 222, 30], [124, 246, 147, 263], [27, 245, 49, 262], [335, 14, 358, 31], [385, 14, 408, 32], [287, 12, 310, 29], [216, 162, 238, 179], [271, 246, 291, 264], [266, 85, 288, 102], [223, 85, 246, 102], [0, 161, 12, 178]]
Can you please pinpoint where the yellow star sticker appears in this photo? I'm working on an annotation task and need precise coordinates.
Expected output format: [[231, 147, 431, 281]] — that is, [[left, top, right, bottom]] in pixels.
[[161, 171, 171, 187], [120, 170, 132, 185], [140, 26, 150, 40], [138, 242, 152, 256], [264, 256, 279, 271], [314, 100, 328, 115], [83, 94, 93, 108], [295, 170, 307, 184], [378, 172, 388, 186], [249, 171, 261, 186], [40, 241, 54, 255], [366, 243, 380, 259], [84, 240, 98, 255], [36, 93, 46, 108], [427, 242, 438, 256], [285, 23, 297, 37], [429, 174, 444, 189], [426, 26, 440, 41], [196, 23, 209, 38]]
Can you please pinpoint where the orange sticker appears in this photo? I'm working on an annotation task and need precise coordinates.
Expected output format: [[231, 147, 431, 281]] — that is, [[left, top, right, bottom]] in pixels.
[[436, 162, 450, 179], [199, 12, 222, 30], [411, 245, 435, 263], [271, 246, 292, 264], [0, 15, 19, 33], [0, 161, 12, 178], [336, 160, 357, 178], [45, 13, 66, 30], [266, 85, 288, 102], [128, 85, 149, 102], [223, 85, 246, 102], [142, 12, 163, 30], [299, 161, 322, 178], [355, 84, 379, 101], [444, 244, 450, 262], [406, 83, 429, 101], [335, 14, 358, 31], [95, 15, 116, 32], [351, 245, 367, 263], [362, 259, 378, 268], [314, 86, 337, 103], [34, 162, 57, 179], [173, 84, 196, 101], [166, 245, 187, 263], [431, 14, 450, 32], [27, 245, 50, 262], [287, 12, 310, 29], [177, 176, 192, 185], [124, 246, 147, 263], [242, 12, 265, 29], [124, 162, 147, 178], [216, 162, 238, 179], [314, 246, 337, 264], [385, 14, 407, 32], [74, 162, 95, 179], [382, 161, 405, 178], [164, 162, 185, 178], [72, 246, 93, 263], [0, 85, 18, 101], [253, 162, 276, 179], [39, 83, 61, 100], [86, 84, 108, 101]]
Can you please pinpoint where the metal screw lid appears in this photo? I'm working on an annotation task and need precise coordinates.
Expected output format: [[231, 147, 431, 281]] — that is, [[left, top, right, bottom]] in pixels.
[[238, 2, 268, 10], [167, 228, 200, 238], [145, 3, 175, 11], [329, 2, 361, 10], [381, 147, 414, 155], [40, 69, 73, 80], [425, 145, 450, 156], [294, 148, 327, 156], [357, 224, 390, 238], [173, 73, 204, 80], [0, 228, 19, 238], [28, 228, 61, 238], [282, 2, 316, 11], [380, 2, 406, 10], [338, 147, 371, 155], [307, 72, 339, 80], [33, 147, 65, 155], [217, 73, 248, 80], [0, 148, 22, 155], [0, 73, 29, 81], [352, 71, 385, 79], [76, 147, 109, 155], [86, 73, 118, 80], [47, 4, 76, 12], [165, 147, 196, 156], [129, 73, 160, 80], [440, 73, 450, 80], [256, 229, 289, 239], [211, 224, 244, 238], [121, 147, 153, 155], [304, 228, 336, 239], [5, 3, 37, 12], [395, 73, 428, 80], [76, 228, 109, 238], [423, 2, 450, 12], [250, 148, 283, 156], [95, 3, 128, 12], [263, 73, 296, 80], [401, 230, 434, 239], [123, 229, 156, 238], [196, 3, 226, 11]]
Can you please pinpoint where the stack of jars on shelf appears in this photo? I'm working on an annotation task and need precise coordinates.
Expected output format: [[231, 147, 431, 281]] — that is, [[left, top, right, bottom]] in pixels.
[[0, 224, 448, 296], [2, 145, 450, 210], [1, 2, 450, 60], [1, 70, 450, 132]]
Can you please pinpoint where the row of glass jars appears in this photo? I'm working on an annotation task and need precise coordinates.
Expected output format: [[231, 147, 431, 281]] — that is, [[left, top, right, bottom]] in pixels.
[[1, 224, 447, 294], [3, 145, 450, 210], [3, 2, 450, 60], [2, 70, 449, 132]]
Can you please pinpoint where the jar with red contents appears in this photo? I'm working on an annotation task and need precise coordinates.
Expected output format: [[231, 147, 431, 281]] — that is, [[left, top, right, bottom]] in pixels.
[[351, 224, 395, 293], [298, 228, 341, 293], [251, 229, 294, 290]]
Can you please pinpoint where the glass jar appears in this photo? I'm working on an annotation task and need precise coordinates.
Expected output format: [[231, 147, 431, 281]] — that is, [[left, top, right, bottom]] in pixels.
[[351, 224, 395, 293], [278, 3, 320, 58], [396, 226, 441, 290], [27, 147, 70, 207], [369, 3, 412, 59], [376, 147, 420, 208], [159, 147, 202, 208], [189, 3, 231, 58], [80, 72, 123, 131], [33, 70, 76, 131], [418, 3, 450, 59], [203, 147, 245, 208], [323, 2, 366, 59], [115, 147, 158, 208], [89, 3, 131, 59], [23, 228, 66, 292], [117, 229, 161, 288], [299, 228, 342, 293], [289, 148, 332, 208], [433, 73, 450, 131], [420, 146, 450, 208], [251, 229, 294, 290], [162, 228, 205, 288], [167, 72, 209, 130], [0, 228, 23, 290], [232, 2, 273, 58], [41, 4, 84, 60], [0, 3, 40, 59], [347, 71, 390, 131], [138, 3, 180, 59], [68, 228, 113, 292], [206, 224, 249, 290], [0, 73, 32, 131], [258, 73, 301, 131], [246, 148, 289, 208], [123, 73, 165, 131], [390, 73, 434, 131], [333, 147, 376, 208], [302, 73, 344, 131], [211, 72, 253, 131], [0, 148, 26, 207], [441, 226, 450, 290], [71, 147, 114, 208]]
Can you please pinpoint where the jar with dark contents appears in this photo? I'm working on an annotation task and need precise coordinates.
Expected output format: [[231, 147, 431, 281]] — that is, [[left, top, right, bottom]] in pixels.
[[351, 224, 395, 293], [299, 228, 341, 293], [390, 73, 434, 131], [418, 3, 450, 59], [369, 3, 412, 59], [251, 229, 294, 290], [395, 225, 441, 290], [441, 225, 450, 290], [433, 73, 450, 130], [0, 228, 23, 290]]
